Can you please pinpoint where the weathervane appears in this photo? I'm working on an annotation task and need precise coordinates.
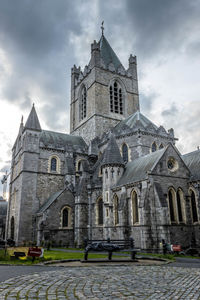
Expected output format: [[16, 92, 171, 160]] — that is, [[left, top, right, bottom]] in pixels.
[[101, 21, 104, 35]]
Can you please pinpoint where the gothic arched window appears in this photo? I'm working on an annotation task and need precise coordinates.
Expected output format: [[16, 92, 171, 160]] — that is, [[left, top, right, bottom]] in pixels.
[[122, 143, 128, 163], [62, 208, 69, 227], [61, 206, 71, 228], [176, 189, 183, 223], [168, 189, 176, 223], [151, 142, 157, 152], [159, 144, 164, 149], [77, 160, 82, 172], [131, 191, 139, 224], [51, 157, 57, 171], [113, 195, 119, 225], [97, 198, 103, 225], [190, 190, 198, 223], [110, 81, 123, 114], [48, 155, 60, 173], [80, 85, 87, 120]]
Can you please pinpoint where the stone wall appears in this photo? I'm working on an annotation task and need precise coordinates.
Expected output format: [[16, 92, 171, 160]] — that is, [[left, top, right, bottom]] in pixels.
[[37, 189, 75, 246], [71, 64, 139, 143]]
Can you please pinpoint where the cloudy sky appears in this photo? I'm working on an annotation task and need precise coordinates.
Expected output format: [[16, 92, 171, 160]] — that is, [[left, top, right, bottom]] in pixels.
[[0, 0, 200, 196]]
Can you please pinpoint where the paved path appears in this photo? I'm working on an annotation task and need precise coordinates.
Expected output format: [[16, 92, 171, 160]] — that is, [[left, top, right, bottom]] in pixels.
[[0, 265, 200, 299], [169, 257, 200, 268]]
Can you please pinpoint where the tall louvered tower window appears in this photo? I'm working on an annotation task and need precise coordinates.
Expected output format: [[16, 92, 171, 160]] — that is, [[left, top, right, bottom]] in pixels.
[[80, 86, 87, 120], [110, 81, 123, 114]]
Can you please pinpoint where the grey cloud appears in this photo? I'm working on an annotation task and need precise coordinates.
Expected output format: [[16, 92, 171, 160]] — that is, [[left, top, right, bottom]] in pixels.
[[0, 0, 81, 57], [161, 101, 200, 153], [0, 0, 82, 119], [40, 101, 68, 132], [0, 164, 10, 173], [186, 40, 200, 57], [6, 149, 12, 157], [94, 0, 200, 72], [162, 103, 178, 117], [140, 92, 158, 113], [125, 0, 200, 58]]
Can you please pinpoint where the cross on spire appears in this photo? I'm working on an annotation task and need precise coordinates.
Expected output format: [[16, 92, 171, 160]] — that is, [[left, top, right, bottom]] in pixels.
[[101, 21, 104, 36]]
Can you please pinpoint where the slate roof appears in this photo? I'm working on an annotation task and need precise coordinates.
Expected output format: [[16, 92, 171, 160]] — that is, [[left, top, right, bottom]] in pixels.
[[40, 130, 88, 152], [101, 133, 124, 167], [25, 104, 41, 131], [182, 149, 200, 181], [99, 35, 124, 70], [113, 111, 158, 136], [37, 190, 64, 213], [116, 148, 165, 186]]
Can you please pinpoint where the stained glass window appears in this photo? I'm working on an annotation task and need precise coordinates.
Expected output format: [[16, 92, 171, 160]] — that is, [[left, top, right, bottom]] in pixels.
[[62, 208, 69, 227], [98, 198, 103, 225], [168, 190, 175, 222], [51, 158, 57, 171], [132, 191, 139, 224], [177, 190, 183, 222], [191, 191, 198, 223], [151, 142, 157, 152], [122, 144, 128, 162]]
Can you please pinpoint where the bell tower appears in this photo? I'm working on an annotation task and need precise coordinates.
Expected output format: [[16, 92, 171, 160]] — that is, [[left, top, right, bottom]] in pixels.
[[70, 26, 139, 144]]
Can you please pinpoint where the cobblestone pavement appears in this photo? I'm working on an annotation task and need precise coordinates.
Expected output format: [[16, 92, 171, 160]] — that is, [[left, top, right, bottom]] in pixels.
[[0, 266, 200, 299]]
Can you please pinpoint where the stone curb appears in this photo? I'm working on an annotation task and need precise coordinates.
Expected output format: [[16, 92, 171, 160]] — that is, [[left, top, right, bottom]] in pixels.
[[37, 256, 172, 266]]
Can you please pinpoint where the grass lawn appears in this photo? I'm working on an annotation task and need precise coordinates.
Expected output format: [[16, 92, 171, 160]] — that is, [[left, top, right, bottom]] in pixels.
[[44, 250, 111, 260], [1, 248, 197, 265], [0, 249, 125, 265]]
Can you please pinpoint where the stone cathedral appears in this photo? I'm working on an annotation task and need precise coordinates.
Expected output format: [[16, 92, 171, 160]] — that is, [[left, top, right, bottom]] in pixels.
[[6, 30, 200, 250]]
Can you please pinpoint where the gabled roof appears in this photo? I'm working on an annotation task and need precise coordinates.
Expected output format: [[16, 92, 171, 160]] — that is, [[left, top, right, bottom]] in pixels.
[[25, 104, 41, 131], [40, 130, 88, 152], [116, 148, 165, 187], [113, 111, 158, 135], [101, 133, 124, 167], [182, 149, 200, 181], [99, 35, 124, 70], [37, 190, 64, 213]]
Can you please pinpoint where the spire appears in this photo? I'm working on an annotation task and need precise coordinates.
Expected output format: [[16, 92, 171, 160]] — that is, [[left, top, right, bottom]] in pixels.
[[99, 34, 124, 70], [19, 115, 24, 133], [101, 21, 104, 36], [25, 104, 41, 131], [101, 133, 124, 167]]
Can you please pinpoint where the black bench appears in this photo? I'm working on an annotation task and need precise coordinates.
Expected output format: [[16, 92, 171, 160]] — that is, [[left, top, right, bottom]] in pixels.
[[84, 238, 137, 261], [13, 251, 26, 259]]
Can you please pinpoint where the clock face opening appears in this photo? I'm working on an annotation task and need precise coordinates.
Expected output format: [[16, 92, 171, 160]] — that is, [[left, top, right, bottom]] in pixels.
[[167, 157, 178, 172]]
